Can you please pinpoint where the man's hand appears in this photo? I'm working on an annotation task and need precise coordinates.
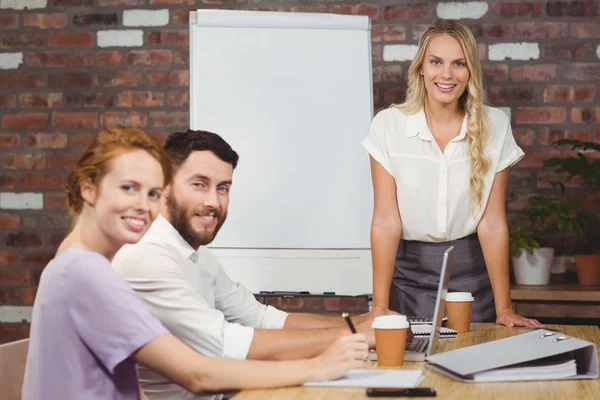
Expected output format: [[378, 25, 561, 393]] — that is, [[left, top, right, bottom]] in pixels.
[[496, 308, 543, 328], [310, 334, 369, 382], [354, 317, 376, 348]]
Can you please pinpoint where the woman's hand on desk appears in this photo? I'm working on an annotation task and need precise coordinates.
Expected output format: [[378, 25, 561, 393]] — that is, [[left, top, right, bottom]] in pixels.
[[496, 308, 543, 328], [370, 305, 398, 318], [355, 307, 413, 343], [311, 334, 368, 381], [355, 306, 397, 325]]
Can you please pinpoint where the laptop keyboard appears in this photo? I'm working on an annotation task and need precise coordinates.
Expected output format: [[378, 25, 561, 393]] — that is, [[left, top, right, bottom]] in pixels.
[[406, 339, 428, 353]]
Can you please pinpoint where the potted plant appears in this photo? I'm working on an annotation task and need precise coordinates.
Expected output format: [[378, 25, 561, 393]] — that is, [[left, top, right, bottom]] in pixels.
[[508, 193, 554, 285], [546, 181, 585, 274], [543, 140, 600, 285], [509, 219, 552, 285], [508, 187, 585, 285]]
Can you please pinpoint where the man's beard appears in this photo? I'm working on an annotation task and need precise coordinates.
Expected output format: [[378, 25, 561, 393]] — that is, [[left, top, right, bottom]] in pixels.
[[166, 193, 227, 249]]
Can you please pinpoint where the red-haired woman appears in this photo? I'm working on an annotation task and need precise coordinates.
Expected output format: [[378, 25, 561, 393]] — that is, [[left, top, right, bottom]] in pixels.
[[23, 128, 367, 400]]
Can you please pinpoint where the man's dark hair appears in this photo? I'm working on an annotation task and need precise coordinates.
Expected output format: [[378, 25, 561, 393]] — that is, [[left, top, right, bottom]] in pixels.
[[164, 129, 239, 169]]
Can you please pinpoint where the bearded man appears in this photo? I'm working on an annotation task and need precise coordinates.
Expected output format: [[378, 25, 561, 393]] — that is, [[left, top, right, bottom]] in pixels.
[[113, 130, 391, 400]]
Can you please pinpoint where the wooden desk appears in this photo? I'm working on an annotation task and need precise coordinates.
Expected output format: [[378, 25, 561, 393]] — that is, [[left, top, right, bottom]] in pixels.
[[233, 323, 600, 400], [511, 283, 600, 319]]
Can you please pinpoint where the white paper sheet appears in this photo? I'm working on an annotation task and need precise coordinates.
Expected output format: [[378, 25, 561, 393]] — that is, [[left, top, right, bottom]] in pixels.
[[473, 359, 577, 382], [303, 369, 423, 388]]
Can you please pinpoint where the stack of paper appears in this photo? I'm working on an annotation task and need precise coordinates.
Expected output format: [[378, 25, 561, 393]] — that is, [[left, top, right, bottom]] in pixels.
[[303, 369, 423, 388], [473, 359, 577, 382]]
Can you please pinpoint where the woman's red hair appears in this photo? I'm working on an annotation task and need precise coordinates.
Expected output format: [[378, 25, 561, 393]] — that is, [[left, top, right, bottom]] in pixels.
[[65, 128, 172, 216]]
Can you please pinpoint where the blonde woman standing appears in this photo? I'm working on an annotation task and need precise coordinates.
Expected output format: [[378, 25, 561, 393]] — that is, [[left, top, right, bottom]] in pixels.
[[363, 20, 542, 327]]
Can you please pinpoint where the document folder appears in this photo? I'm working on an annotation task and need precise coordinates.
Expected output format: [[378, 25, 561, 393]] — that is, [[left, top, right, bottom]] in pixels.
[[425, 329, 598, 382]]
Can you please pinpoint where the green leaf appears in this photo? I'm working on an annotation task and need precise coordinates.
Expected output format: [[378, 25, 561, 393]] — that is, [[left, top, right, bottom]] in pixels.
[[567, 200, 582, 211], [552, 139, 600, 152], [564, 219, 572, 235], [549, 180, 566, 194]]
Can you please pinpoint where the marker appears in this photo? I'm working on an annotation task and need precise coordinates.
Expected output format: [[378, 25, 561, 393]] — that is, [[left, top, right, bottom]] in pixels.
[[342, 312, 357, 334], [258, 291, 311, 295], [273, 291, 310, 295]]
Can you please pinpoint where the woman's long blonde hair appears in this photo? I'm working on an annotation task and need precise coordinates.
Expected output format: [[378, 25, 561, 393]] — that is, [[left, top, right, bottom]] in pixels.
[[396, 19, 490, 213]]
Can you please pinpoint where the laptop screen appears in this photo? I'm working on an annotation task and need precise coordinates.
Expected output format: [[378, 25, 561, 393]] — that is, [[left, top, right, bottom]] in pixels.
[[426, 246, 454, 356]]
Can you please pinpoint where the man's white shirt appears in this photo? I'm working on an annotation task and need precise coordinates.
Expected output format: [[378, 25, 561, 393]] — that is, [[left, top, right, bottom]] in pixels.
[[112, 214, 288, 399]]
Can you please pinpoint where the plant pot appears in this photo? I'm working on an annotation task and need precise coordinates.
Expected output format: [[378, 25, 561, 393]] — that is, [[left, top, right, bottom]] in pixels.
[[565, 255, 578, 273], [550, 255, 568, 274], [512, 248, 554, 285], [574, 255, 600, 285]]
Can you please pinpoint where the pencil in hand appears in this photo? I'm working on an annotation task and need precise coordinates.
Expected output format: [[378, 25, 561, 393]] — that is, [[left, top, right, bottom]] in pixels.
[[342, 312, 357, 334]]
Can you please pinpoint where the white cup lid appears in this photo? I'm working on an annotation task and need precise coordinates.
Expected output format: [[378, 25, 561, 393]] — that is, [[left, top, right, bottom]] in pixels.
[[372, 315, 409, 329], [446, 292, 474, 302]]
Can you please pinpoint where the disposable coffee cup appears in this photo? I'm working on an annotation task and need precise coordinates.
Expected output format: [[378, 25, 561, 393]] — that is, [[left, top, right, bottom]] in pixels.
[[372, 315, 409, 367], [445, 292, 474, 333]]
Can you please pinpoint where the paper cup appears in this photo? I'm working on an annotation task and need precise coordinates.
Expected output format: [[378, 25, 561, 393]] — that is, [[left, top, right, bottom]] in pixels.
[[372, 315, 409, 367], [445, 292, 474, 333]]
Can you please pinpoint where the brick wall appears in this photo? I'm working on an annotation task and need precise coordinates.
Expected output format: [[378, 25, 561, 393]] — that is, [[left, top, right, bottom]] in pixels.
[[258, 295, 370, 316], [0, 0, 598, 342]]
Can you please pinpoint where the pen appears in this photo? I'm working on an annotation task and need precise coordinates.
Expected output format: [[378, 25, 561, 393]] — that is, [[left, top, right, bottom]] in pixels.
[[342, 312, 357, 334]]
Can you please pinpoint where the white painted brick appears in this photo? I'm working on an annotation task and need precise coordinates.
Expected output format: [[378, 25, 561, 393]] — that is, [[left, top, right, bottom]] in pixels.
[[0, 52, 22, 69], [488, 43, 539, 61], [499, 107, 512, 121], [0, 192, 43, 210], [383, 44, 419, 62], [437, 2, 489, 19], [0, 0, 46, 9], [123, 9, 169, 27], [0, 306, 32, 323], [97, 30, 143, 48]]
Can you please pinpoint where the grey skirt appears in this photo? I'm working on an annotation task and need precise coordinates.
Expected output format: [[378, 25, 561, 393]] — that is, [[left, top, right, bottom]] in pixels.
[[389, 233, 496, 322]]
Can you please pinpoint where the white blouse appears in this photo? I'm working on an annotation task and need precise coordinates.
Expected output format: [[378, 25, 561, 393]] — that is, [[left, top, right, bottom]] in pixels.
[[362, 106, 524, 243]]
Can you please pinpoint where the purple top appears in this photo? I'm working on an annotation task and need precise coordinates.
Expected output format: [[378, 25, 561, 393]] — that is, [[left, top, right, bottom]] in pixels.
[[22, 248, 169, 400]]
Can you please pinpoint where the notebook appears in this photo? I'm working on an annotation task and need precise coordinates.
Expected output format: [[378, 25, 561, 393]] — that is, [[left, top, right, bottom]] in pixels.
[[408, 316, 448, 325], [412, 324, 457, 338]]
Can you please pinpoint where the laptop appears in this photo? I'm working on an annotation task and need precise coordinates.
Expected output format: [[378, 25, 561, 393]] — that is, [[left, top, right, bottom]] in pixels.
[[369, 246, 454, 362]]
